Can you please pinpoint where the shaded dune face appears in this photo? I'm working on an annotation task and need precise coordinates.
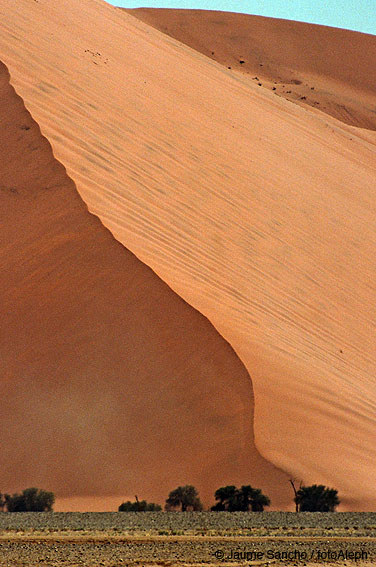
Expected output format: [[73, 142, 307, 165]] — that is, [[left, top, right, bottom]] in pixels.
[[0, 62, 290, 509], [127, 8, 376, 130]]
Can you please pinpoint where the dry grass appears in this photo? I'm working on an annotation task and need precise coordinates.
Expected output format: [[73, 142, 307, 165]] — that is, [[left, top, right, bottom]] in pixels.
[[0, 513, 375, 565]]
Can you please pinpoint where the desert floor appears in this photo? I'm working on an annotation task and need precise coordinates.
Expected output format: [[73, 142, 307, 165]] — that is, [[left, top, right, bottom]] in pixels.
[[0, 512, 375, 566]]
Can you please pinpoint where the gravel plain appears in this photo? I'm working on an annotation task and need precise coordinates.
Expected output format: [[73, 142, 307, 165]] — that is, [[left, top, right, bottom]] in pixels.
[[0, 512, 375, 566]]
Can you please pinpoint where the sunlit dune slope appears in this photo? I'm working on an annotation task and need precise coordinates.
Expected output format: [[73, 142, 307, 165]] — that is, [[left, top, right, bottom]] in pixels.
[[0, 60, 289, 510], [127, 8, 376, 130], [1, 0, 375, 509]]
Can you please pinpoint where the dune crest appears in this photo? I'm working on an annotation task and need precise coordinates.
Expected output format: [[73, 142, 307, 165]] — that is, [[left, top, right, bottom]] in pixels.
[[1, 0, 375, 509]]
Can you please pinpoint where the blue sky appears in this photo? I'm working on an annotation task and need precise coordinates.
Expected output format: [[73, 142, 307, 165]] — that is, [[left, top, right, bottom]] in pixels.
[[111, 0, 376, 35]]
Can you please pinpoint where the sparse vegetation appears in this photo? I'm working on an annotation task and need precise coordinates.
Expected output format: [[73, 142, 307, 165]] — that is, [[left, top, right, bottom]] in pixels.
[[0, 511, 374, 565], [118, 497, 161, 511], [3, 487, 54, 512], [211, 485, 270, 511], [294, 484, 340, 512], [165, 485, 203, 511]]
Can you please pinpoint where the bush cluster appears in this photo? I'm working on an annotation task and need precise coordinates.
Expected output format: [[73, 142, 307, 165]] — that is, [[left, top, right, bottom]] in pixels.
[[0, 483, 340, 513], [0, 488, 54, 512]]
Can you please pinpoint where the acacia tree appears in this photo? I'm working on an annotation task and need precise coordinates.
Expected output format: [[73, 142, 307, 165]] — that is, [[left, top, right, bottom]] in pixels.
[[211, 485, 270, 512], [247, 488, 271, 512], [4, 488, 55, 512], [295, 484, 340, 512], [211, 485, 237, 511], [165, 485, 203, 511]]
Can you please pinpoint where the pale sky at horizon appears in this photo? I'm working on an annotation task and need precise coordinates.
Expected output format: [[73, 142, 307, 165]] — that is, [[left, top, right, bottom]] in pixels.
[[110, 0, 376, 35]]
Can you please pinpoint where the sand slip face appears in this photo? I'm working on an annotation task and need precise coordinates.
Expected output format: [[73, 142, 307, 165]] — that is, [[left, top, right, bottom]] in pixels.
[[0, 0, 375, 509]]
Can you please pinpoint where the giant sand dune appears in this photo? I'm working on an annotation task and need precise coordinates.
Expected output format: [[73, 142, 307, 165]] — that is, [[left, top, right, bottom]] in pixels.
[[0, 0, 375, 510], [0, 59, 288, 511]]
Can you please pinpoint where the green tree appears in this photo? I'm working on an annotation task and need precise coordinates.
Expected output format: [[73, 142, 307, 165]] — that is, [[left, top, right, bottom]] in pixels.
[[211, 485, 270, 512], [4, 488, 54, 512], [165, 485, 203, 511], [211, 485, 237, 511], [118, 499, 161, 511], [295, 484, 340, 512]]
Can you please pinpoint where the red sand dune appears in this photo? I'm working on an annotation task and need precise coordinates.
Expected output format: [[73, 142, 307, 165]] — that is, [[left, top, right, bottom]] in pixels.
[[0, 60, 288, 510], [0, 1, 375, 510], [127, 8, 376, 130]]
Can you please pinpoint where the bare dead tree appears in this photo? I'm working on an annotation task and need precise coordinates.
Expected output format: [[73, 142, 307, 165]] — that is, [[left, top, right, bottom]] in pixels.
[[289, 478, 303, 512]]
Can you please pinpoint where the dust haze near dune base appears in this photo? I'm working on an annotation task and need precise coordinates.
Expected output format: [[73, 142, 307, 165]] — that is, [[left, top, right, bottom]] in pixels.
[[0, 0, 375, 510]]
